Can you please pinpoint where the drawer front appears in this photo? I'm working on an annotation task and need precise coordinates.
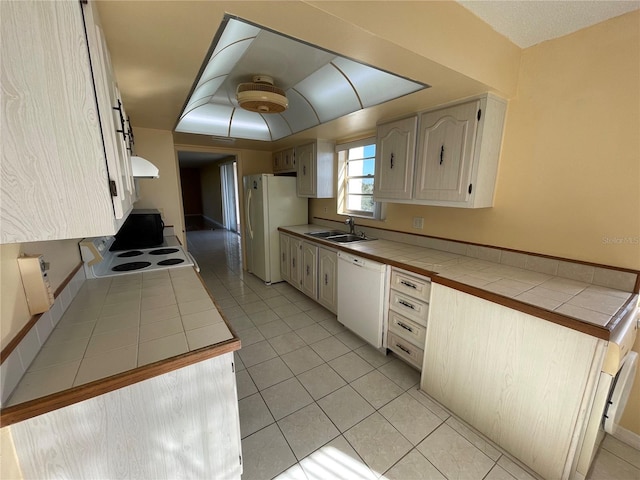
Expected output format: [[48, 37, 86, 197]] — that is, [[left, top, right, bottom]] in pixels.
[[391, 269, 431, 302], [389, 290, 429, 325], [388, 311, 426, 347], [387, 332, 424, 370]]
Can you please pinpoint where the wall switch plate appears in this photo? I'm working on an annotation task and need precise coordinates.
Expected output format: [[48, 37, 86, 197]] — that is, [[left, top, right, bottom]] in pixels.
[[413, 217, 424, 229]]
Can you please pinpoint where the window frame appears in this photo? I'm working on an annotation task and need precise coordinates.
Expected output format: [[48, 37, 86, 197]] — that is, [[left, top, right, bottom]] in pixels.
[[336, 137, 384, 220]]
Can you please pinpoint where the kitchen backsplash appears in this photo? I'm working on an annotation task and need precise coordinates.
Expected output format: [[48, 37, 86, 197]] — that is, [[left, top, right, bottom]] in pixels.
[[0, 267, 86, 406]]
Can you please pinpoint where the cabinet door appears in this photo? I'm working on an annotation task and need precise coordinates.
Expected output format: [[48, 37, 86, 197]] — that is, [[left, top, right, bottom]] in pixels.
[[0, 1, 117, 243], [301, 242, 318, 298], [374, 116, 417, 200], [296, 143, 316, 197], [280, 233, 291, 283], [414, 100, 479, 203], [82, 1, 135, 226], [289, 237, 302, 290], [283, 148, 295, 171], [318, 247, 338, 313], [273, 151, 282, 172]]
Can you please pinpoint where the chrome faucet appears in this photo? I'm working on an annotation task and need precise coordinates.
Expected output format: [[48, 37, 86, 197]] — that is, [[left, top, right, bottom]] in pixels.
[[345, 216, 355, 235]]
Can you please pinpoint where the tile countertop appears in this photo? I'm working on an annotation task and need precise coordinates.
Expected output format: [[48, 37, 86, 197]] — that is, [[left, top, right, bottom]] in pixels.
[[280, 224, 639, 338], [5, 266, 238, 409]]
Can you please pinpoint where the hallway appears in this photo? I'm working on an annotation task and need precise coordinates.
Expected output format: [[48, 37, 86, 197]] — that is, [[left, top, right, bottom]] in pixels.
[[186, 229, 640, 480]]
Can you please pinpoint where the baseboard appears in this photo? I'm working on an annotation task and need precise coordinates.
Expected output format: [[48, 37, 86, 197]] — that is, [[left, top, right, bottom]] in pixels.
[[202, 215, 224, 229], [613, 425, 640, 450]]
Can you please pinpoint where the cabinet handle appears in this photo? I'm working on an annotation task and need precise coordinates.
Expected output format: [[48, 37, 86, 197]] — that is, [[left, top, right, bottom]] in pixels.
[[390, 152, 395, 169], [324, 273, 328, 286], [400, 280, 417, 289], [439, 145, 444, 165], [303, 165, 306, 175], [292, 258, 296, 268], [113, 99, 127, 141], [398, 299, 416, 310], [397, 321, 413, 333], [396, 343, 411, 355], [306, 265, 310, 275], [282, 253, 285, 262]]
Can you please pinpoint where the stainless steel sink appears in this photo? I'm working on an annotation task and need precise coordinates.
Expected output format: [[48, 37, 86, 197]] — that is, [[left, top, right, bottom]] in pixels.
[[304, 231, 374, 243], [304, 230, 346, 239]]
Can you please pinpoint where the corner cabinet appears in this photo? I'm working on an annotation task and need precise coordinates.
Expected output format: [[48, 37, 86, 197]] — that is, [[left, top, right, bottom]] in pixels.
[[373, 116, 418, 200], [374, 93, 507, 209], [296, 140, 335, 198], [0, 0, 135, 244]]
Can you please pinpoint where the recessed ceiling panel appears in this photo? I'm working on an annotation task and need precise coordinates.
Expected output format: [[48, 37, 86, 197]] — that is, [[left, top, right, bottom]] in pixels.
[[187, 76, 227, 109], [332, 57, 425, 107], [177, 15, 429, 141], [196, 39, 253, 90], [295, 64, 362, 123], [229, 109, 271, 141], [176, 103, 233, 136], [279, 89, 319, 133], [262, 114, 293, 140]]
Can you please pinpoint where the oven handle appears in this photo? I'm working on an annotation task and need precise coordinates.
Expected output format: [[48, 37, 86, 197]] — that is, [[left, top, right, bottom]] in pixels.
[[187, 252, 200, 273]]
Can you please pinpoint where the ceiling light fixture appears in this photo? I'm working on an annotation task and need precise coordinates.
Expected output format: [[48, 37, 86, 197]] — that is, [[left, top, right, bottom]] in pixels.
[[236, 75, 288, 113]]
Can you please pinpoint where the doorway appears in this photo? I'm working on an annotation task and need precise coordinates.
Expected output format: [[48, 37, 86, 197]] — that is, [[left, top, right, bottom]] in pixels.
[[220, 161, 240, 233], [176, 151, 239, 234]]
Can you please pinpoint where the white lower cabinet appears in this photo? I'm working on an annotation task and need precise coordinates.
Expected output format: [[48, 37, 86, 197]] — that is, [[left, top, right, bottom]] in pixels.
[[422, 283, 605, 480], [279, 233, 337, 313], [386, 268, 431, 370], [8, 353, 242, 478], [317, 247, 338, 314], [301, 242, 318, 298]]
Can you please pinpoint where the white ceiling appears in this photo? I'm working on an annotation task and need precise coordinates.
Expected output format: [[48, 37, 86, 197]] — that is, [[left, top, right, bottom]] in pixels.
[[458, 0, 640, 48]]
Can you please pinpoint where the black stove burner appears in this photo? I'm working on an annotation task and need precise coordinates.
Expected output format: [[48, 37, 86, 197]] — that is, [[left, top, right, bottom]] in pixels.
[[157, 258, 185, 266], [148, 248, 179, 255], [117, 250, 143, 258], [112, 261, 151, 272]]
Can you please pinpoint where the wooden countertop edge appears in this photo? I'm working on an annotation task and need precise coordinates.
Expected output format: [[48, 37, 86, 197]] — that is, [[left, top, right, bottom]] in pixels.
[[0, 266, 241, 428], [0, 336, 241, 428], [278, 227, 628, 341]]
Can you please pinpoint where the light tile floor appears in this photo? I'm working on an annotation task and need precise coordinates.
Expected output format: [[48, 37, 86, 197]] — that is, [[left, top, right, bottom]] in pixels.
[[187, 229, 640, 480]]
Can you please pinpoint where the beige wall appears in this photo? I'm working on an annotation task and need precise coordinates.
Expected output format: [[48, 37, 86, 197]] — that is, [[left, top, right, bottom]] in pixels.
[[133, 128, 186, 245], [311, 11, 640, 436], [1, 239, 81, 350], [310, 10, 640, 271]]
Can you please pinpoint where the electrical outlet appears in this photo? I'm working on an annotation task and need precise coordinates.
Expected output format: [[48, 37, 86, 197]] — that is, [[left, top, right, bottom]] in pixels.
[[412, 217, 424, 229], [323, 207, 328, 213]]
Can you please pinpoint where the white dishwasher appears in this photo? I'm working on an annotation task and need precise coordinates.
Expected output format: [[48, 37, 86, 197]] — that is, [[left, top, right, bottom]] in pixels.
[[337, 252, 389, 348]]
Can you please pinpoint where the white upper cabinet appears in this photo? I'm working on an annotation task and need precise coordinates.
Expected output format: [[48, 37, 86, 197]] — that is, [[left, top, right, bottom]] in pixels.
[[414, 100, 480, 203], [273, 147, 295, 173], [374, 93, 507, 208], [83, 0, 136, 227], [373, 116, 418, 200], [296, 140, 335, 198], [0, 0, 135, 244]]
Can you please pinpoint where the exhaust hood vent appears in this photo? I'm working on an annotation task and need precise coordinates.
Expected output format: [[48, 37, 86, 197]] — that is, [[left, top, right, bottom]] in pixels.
[[131, 156, 159, 178]]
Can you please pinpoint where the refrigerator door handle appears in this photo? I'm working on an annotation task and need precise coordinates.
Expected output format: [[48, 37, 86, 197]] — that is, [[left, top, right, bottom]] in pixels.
[[246, 188, 253, 239]]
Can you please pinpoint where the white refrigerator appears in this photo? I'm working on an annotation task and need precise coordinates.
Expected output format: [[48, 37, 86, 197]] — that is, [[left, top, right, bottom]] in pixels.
[[243, 174, 308, 284]]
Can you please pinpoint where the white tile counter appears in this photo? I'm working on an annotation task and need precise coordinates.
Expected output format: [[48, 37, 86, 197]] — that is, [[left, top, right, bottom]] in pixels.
[[6, 266, 236, 408], [280, 224, 638, 336]]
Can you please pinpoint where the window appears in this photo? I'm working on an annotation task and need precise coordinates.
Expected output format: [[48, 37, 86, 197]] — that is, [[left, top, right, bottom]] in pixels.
[[337, 137, 383, 219]]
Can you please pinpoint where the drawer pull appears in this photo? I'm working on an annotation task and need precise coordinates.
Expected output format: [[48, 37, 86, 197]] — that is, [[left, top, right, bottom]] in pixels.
[[400, 280, 417, 289], [397, 321, 413, 333], [398, 299, 416, 310], [396, 343, 411, 355]]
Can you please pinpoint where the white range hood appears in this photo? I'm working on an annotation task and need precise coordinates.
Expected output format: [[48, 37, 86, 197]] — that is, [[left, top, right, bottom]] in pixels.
[[131, 156, 159, 178]]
